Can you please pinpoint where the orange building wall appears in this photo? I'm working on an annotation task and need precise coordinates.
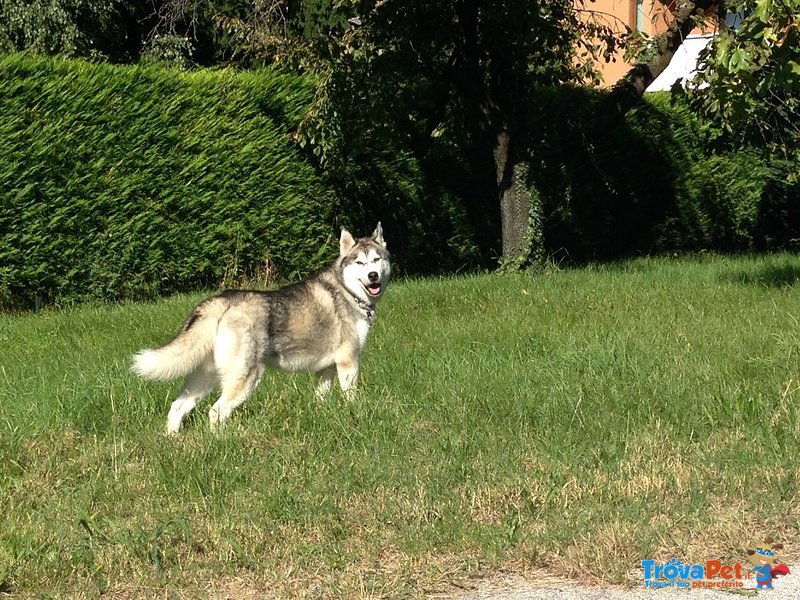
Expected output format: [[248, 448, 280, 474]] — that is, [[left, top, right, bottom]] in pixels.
[[581, 0, 672, 85]]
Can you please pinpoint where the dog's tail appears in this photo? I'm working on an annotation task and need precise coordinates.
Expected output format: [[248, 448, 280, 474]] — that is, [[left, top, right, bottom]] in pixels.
[[131, 296, 228, 381]]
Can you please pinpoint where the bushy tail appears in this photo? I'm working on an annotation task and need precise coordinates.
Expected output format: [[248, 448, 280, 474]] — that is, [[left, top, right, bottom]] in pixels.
[[131, 297, 227, 381]]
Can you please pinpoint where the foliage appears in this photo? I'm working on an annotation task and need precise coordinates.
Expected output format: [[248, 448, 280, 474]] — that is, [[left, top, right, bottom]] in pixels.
[[0, 0, 360, 66], [144, 0, 361, 67], [689, 0, 800, 177], [0, 55, 334, 310], [105, 1, 631, 264], [3, 55, 794, 311], [140, 34, 195, 70], [296, 0, 629, 266], [0, 0, 151, 61], [526, 89, 799, 261]]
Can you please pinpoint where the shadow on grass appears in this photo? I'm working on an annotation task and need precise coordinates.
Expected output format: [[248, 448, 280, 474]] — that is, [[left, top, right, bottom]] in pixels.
[[723, 263, 800, 288]]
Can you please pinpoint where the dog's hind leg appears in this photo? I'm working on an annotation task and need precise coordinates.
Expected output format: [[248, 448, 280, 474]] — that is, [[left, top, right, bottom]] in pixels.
[[166, 358, 217, 435], [208, 365, 265, 431]]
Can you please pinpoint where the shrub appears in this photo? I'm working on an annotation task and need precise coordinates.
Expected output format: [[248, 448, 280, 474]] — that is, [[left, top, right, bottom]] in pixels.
[[0, 55, 335, 309], [2, 55, 796, 312], [525, 88, 798, 262]]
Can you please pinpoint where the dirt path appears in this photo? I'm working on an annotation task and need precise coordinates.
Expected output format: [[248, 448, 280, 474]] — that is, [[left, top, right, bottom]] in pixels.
[[448, 568, 799, 599]]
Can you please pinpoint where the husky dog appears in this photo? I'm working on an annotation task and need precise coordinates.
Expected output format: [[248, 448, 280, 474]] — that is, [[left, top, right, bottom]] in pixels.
[[132, 224, 390, 434]]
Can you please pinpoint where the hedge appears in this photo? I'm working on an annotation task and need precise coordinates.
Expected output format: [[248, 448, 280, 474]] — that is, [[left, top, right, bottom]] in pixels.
[[526, 88, 799, 262], [0, 55, 335, 310], [326, 82, 798, 272], [2, 55, 797, 310]]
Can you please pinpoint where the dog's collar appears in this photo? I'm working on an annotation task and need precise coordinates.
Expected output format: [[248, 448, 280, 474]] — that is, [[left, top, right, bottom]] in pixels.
[[355, 298, 377, 325]]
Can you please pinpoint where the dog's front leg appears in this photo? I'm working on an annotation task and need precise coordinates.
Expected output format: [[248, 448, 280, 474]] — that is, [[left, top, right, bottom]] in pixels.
[[315, 366, 336, 400], [335, 358, 359, 401]]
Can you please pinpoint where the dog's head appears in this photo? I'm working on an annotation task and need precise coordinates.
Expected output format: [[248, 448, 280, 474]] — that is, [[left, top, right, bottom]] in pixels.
[[340, 223, 391, 304], [747, 538, 784, 566]]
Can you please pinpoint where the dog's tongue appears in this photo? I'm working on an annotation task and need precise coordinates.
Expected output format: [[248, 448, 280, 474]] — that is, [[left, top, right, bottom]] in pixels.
[[367, 283, 382, 296]]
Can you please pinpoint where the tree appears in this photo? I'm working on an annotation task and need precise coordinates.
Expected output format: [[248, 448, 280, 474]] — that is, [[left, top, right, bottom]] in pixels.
[[604, 0, 799, 155], [689, 0, 800, 177], [0, 0, 636, 266], [142, 0, 358, 66], [4, 0, 797, 265], [0, 0, 151, 62], [299, 0, 624, 266], [148, 0, 623, 266]]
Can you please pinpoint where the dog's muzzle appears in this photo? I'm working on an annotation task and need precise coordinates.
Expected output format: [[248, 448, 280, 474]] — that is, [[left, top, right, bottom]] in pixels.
[[365, 272, 382, 296]]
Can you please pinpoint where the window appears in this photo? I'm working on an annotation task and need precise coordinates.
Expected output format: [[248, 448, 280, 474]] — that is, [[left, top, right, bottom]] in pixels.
[[636, 0, 647, 31], [725, 11, 748, 29]]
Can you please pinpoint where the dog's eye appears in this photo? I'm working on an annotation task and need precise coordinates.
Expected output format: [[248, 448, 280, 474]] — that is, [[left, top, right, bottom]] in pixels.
[[372, 257, 380, 263], [355, 260, 366, 266]]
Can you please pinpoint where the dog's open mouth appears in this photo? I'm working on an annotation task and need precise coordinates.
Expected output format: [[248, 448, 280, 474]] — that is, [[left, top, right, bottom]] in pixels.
[[365, 282, 382, 296]]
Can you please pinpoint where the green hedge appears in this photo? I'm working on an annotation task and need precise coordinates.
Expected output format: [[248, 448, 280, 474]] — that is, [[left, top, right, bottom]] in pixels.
[[0, 55, 335, 310], [526, 88, 799, 262], [325, 81, 799, 272], [2, 55, 797, 310]]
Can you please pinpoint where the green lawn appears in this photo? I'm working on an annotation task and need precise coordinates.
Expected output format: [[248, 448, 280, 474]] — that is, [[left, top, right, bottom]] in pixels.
[[2, 254, 800, 597]]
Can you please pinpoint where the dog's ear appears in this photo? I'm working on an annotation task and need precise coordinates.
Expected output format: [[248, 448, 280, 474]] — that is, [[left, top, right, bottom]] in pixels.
[[371, 222, 386, 248], [340, 228, 356, 256]]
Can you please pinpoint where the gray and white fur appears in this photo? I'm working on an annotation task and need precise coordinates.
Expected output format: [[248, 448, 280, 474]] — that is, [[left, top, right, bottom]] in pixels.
[[132, 223, 391, 434]]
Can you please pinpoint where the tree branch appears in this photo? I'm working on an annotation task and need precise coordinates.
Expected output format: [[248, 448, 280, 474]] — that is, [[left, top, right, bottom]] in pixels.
[[598, 0, 716, 124]]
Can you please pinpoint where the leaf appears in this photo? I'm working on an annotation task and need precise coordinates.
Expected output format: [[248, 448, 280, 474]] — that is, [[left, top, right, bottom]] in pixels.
[[753, 0, 773, 23]]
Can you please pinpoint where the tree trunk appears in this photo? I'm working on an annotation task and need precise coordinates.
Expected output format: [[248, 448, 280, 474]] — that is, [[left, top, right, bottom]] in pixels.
[[494, 129, 538, 264], [499, 163, 531, 260], [495, 130, 519, 259]]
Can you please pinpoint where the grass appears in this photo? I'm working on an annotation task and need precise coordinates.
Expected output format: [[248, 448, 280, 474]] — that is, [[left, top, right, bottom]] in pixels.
[[2, 253, 800, 597]]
